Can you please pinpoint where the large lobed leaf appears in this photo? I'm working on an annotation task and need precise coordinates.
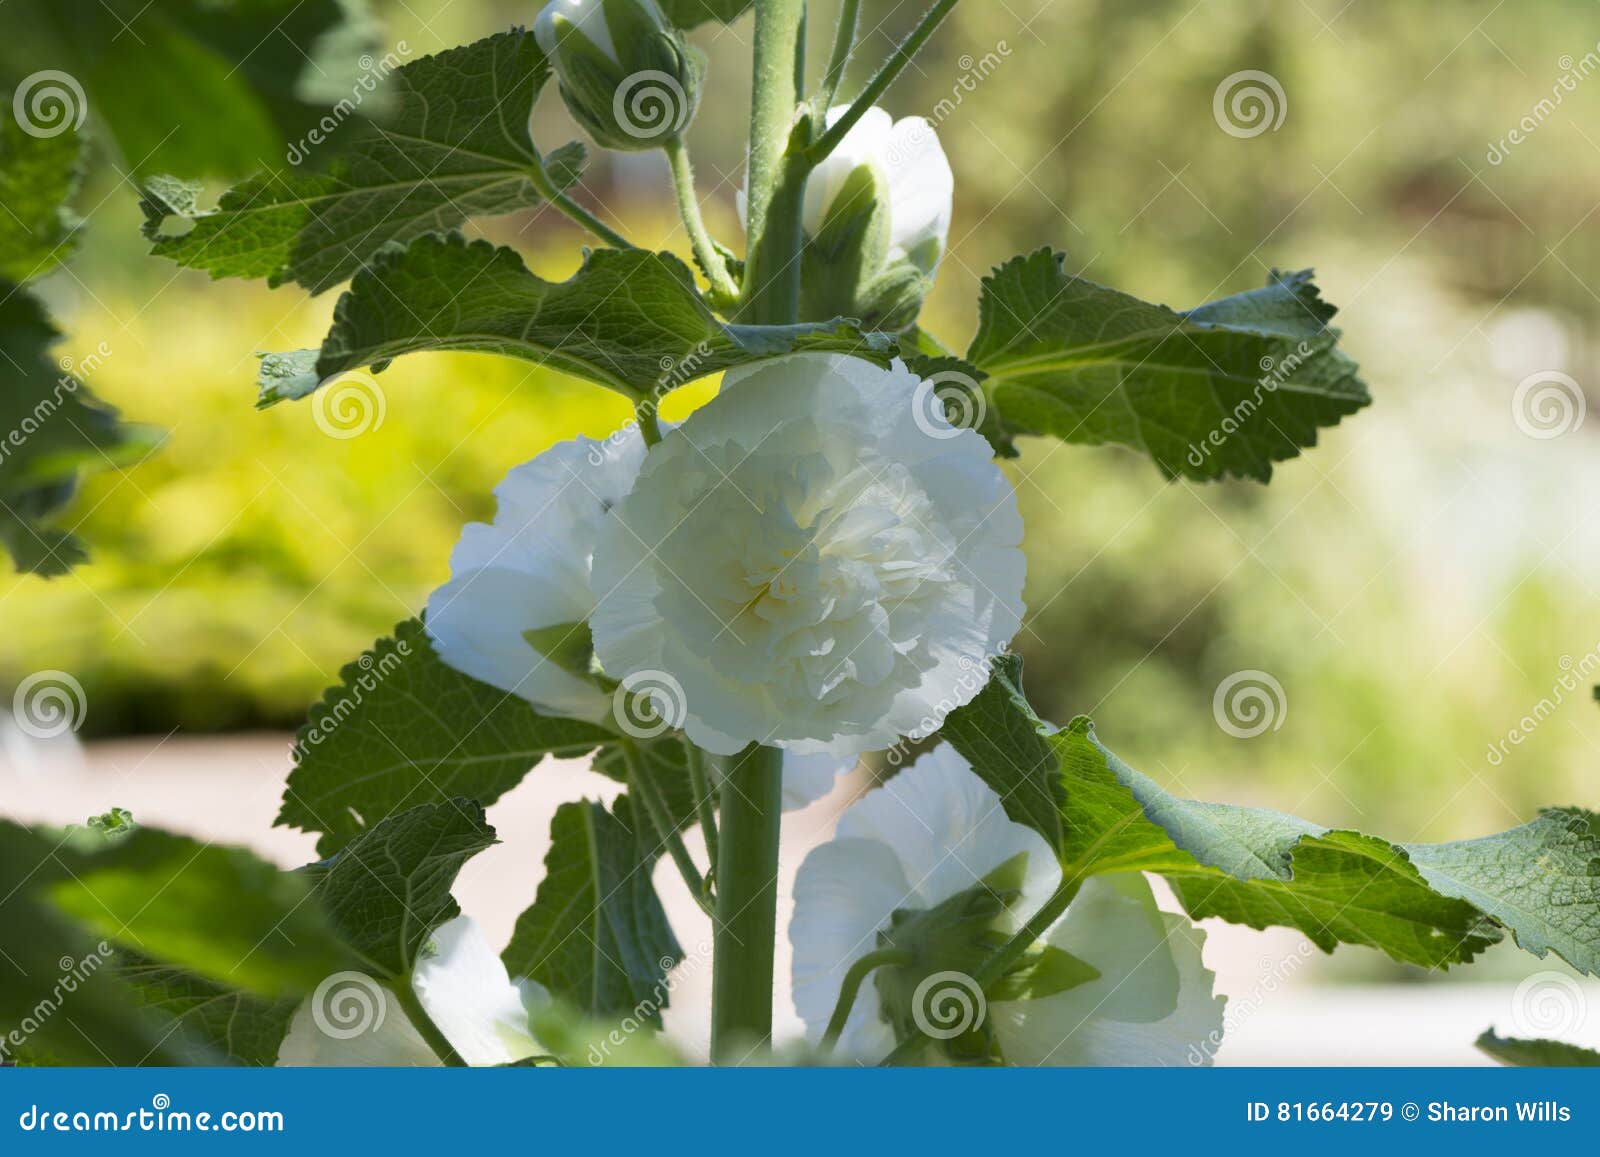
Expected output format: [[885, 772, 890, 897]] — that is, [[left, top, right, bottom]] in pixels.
[[313, 800, 497, 979], [966, 249, 1368, 480], [277, 618, 613, 857], [503, 796, 681, 1023], [943, 656, 1599, 973], [257, 234, 891, 404], [142, 30, 582, 294]]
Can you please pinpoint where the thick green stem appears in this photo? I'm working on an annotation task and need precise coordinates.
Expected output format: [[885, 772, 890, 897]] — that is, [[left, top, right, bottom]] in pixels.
[[738, 0, 809, 324], [710, 742, 785, 1060], [805, 0, 962, 166], [663, 137, 740, 305], [526, 158, 634, 250], [820, 947, 911, 1054], [621, 740, 711, 915], [393, 980, 466, 1067], [815, 0, 861, 113], [636, 404, 662, 446]]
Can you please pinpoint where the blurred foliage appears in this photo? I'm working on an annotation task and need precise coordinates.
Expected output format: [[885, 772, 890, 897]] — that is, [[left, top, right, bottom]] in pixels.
[[3, 0, 1598, 858]]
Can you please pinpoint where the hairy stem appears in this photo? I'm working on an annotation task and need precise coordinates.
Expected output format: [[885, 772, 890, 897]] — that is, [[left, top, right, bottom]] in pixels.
[[806, 0, 962, 165], [820, 947, 911, 1054], [663, 137, 740, 306], [393, 980, 466, 1067], [710, 742, 785, 1060], [815, 0, 861, 114], [525, 158, 634, 250], [738, 0, 809, 324]]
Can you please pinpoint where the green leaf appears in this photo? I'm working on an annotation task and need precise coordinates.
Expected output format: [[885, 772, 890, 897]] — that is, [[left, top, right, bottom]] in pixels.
[[592, 739, 700, 832], [142, 31, 583, 293], [260, 234, 891, 403], [660, 0, 755, 27], [966, 250, 1369, 481], [0, 822, 204, 1065], [315, 800, 496, 979], [1403, 808, 1600, 976], [2, 0, 379, 178], [938, 653, 1065, 851], [1476, 1029, 1600, 1067], [0, 108, 83, 282], [117, 956, 298, 1066], [48, 828, 354, 999], [277, 618, 614, 857], [0, 286, 162, 575], [503, 796, 681, 1022], [944, 661, 1600, 972]]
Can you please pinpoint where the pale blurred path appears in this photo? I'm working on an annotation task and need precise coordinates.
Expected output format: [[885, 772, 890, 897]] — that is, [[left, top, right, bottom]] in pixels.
[[4, 734, 1597, 1066]]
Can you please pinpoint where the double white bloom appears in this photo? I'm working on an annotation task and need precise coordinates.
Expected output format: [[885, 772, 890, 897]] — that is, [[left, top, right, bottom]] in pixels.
[[427, 353, 1024, 761], [791, 745, 1225, 1065]]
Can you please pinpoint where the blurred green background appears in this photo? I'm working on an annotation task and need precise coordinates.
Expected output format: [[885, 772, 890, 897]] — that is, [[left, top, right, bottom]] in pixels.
[[5, 0, 1597, 866]]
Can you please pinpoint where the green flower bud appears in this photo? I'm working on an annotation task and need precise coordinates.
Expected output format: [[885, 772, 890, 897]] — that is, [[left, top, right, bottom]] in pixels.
[[534, 0, 702, 151], [782, 106, 951, 329]]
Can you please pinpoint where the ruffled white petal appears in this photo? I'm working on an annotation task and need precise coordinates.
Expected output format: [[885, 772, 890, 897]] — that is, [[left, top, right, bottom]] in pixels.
[[426, 429, 645, 722], [589, 354, 1025, 755], [990, 874, 1226, 1066]]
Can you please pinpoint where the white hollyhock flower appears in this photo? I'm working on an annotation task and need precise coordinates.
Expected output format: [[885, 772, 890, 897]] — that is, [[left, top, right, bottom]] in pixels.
[[790, 745, 1224, 1065], [803, 105, 953, 276], [425, 427, 853, 801], [589, 354, 1025, 757], [278, 917, 546, 1066]]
